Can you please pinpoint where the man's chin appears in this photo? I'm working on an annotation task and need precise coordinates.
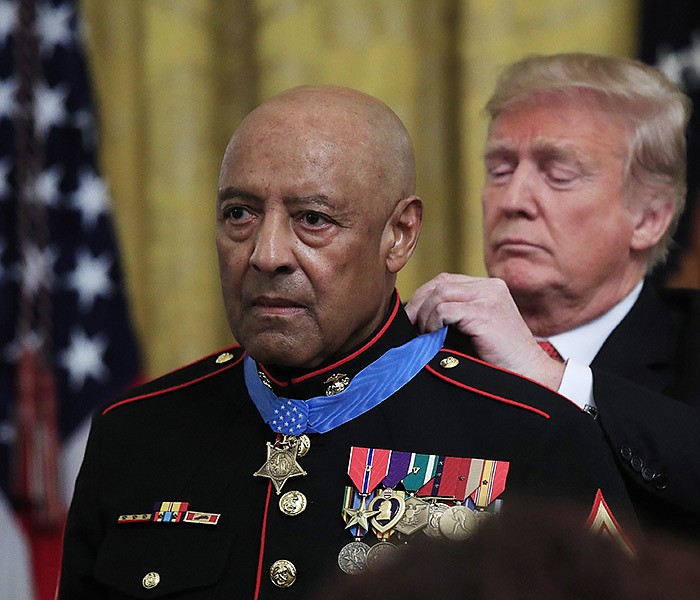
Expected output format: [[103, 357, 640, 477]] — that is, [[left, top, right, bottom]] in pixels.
[[239, 331, 321, 369]]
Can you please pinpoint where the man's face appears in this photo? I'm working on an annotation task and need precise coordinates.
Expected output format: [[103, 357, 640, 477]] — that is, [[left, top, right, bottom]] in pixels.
[[482, 95, 641, 307], [216, 106, 396, 368]]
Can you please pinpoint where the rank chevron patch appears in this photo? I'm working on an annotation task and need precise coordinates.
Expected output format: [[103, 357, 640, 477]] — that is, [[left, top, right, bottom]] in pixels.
[[586, 488, 635, 556]]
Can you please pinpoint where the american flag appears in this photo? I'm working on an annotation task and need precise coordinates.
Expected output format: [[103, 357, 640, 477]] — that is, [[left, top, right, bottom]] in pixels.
[[0, 1, 141, 598]]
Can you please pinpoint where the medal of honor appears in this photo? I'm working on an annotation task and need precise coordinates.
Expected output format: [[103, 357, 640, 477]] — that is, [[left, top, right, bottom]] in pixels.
[[254, 439, 307, 494]]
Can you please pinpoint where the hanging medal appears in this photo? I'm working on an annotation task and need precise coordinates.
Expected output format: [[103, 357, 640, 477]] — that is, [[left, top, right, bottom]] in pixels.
[[391, 453, 432, 536], [415, 455, 453, 538], [253, 435, 307, 495], [368, 451, 410, 543], [434, 456, 480, 540], [338, 447, 391, 574]]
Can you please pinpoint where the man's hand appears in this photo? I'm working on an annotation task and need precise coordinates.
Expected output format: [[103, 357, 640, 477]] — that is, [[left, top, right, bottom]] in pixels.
[[406, 273, 566, 391]]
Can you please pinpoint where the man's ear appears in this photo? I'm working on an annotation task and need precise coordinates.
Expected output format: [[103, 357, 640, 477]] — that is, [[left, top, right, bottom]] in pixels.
[[384, 195, 423, 273], [630, 196, 675, 252]]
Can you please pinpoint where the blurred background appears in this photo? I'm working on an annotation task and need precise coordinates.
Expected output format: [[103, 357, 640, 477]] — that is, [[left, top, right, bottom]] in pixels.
[[1, 0, 700, 598]]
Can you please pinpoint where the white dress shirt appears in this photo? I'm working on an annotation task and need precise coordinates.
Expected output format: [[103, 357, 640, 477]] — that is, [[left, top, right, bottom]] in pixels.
[[538, 281, 644, 412]]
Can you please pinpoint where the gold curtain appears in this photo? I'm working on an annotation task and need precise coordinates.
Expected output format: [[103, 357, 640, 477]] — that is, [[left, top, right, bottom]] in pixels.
[[81, 0, 638, 378]]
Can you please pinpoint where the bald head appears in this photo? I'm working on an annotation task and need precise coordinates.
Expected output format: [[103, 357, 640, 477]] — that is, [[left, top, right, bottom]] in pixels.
[[222, 85, 416, 208]]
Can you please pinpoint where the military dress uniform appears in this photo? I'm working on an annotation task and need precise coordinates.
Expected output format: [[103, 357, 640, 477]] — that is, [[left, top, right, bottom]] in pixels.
[[59, 294, 635, 599]]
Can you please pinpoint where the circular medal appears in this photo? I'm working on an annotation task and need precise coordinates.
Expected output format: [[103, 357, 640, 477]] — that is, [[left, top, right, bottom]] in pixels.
[[438, 505, 477, 540], [366, 541, 397, 571], [279, 490, 307, 516], [423, 502, 449, 538], [337, 540, 370, 575]]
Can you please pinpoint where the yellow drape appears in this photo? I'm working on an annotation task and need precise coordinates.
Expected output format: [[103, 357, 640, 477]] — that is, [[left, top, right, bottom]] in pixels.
[[81, 0, 638, 378]]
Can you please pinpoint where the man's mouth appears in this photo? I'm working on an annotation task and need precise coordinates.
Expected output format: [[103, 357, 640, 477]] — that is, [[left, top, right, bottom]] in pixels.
[[250, 296, 307, 315]]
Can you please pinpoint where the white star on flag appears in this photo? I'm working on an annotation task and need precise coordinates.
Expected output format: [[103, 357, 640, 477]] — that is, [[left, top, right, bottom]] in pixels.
[[71, 169, 110, 230], [38, 1, 74, 55], [35, 81, 68, 135], [0, 0, 17, 42], [59, 327, 109, 391], [35, 166, 63, 207], [65, 247, 114, 311], [17, 243, 59, 296]]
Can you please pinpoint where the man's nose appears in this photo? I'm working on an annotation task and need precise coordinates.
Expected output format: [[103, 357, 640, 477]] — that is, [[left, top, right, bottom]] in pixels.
[[498, 164, 539, 218], [249, 214, 296, 274]]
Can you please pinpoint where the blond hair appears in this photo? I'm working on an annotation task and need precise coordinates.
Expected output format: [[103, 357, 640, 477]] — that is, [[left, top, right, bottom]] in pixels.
[[486, 53, 692, 269]]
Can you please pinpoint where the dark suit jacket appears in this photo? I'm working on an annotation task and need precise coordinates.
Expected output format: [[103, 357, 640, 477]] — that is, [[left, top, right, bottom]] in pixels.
[[59, 301, 634, 599], [592, 282, 700, 539]]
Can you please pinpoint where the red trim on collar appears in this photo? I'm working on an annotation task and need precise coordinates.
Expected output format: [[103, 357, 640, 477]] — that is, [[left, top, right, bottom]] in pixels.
[[261, 293, 402, 388], [101, 352, 244, 416], [426, 362, 550, 419]]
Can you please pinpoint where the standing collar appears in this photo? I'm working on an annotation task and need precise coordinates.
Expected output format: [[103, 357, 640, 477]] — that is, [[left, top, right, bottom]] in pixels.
[[255, 292, 418, 399]]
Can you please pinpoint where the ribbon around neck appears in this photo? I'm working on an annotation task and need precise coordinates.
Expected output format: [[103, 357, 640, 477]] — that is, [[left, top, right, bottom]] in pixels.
[[244, 326, 448, 435]]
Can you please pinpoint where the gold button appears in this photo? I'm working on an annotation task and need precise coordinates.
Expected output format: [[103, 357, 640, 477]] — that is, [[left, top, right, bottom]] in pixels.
[[142, 572, 160, 589], [279, 490, 307, 516], [270, 559, 297, 588], [439, 356, 459, 369], [215, 352, 234, 364]]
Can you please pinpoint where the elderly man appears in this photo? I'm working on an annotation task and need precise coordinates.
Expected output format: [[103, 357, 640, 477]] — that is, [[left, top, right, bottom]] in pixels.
[[407, 53, 700, 541], [59, 85, 633, 599]]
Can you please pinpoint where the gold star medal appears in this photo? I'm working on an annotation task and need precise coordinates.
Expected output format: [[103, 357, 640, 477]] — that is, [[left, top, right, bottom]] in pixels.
[[254, 440, 307, 495]]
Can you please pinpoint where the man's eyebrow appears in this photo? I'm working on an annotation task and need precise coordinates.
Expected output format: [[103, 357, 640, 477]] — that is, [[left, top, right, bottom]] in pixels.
[[483, 141, 517, 161], [217, 187, 259, 203], [284, 194, 336, 210], [483, 139, 582, 164], [530, 139, 581, 163]]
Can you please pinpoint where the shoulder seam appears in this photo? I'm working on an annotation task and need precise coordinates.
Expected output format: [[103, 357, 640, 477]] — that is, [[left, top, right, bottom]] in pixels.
[[425, 362, 550, 419]]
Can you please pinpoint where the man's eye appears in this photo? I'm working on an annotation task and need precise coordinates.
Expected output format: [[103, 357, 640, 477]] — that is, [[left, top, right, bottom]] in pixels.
[[223, 205, 252, 221], [299, 211, 330, 227], [547, 169, 577, 186], [485, 161, 514, 181]]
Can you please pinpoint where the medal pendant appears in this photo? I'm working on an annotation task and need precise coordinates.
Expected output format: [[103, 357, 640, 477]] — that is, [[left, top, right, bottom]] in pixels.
[[366, 540, 397, 571], [368, 489, 406, 535], [395, 495, 430, 536], [438, 505, 477, 540], [423, 501, 449, 538], [343, 493, 380, 532], [253, 441, 307, 495], [337, 540, 370, 575]]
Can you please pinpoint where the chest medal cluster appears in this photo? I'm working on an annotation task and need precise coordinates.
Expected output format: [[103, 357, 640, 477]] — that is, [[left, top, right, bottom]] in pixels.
[[338, 446, 509, 574]]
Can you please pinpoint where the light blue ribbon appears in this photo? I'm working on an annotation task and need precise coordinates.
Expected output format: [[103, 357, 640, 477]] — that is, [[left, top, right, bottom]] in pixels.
[[244, 327, 448, 435]]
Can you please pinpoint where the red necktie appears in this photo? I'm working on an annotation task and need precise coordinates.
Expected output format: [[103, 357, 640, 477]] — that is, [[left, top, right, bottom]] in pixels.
[[537, 340, 564, 362]]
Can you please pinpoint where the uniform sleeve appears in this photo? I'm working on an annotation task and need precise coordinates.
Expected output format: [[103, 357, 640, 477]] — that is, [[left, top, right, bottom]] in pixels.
[[528, 408, 638, 537], [58, 412, 109, 599]]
